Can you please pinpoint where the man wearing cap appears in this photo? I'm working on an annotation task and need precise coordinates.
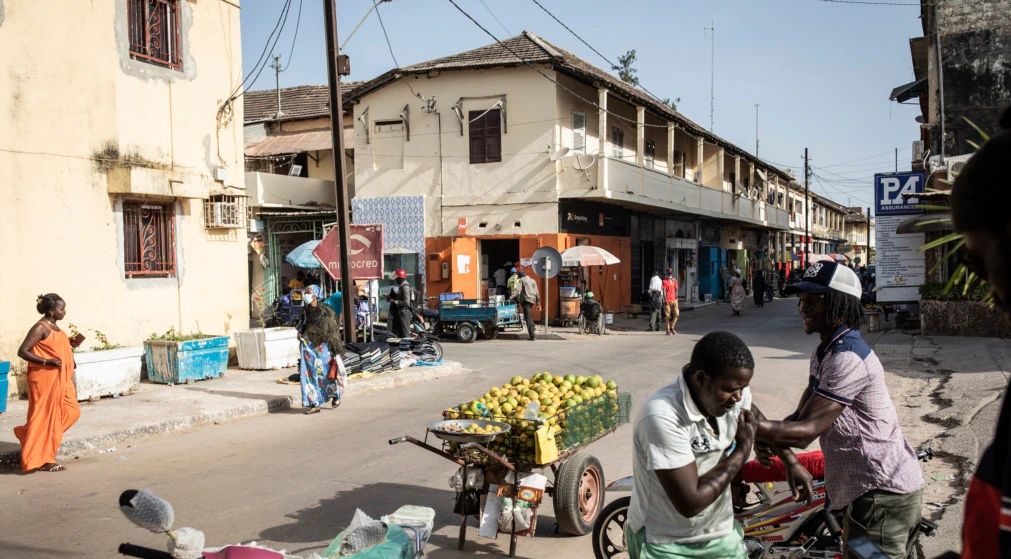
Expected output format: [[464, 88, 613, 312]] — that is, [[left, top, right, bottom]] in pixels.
[[515, 270, 541, 341], [756, 260, 924, 559], [506, 267, 519, 300], [387, 269, 414, 339]]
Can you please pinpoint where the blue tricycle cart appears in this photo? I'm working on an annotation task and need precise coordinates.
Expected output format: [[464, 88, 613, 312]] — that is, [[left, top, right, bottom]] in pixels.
[[435, 294, 523, 343]]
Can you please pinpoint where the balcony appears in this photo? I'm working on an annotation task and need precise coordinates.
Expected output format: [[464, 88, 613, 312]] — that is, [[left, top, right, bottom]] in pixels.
[[560, 157, 790, 229], [245, 172, 336, 209]]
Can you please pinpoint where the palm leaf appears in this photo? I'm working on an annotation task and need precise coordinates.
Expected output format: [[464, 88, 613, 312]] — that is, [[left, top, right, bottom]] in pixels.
[[963, 116, 991, 142], [917, 204, 952, 211], [919, 232, 962, 251], [927, 239, 964, 276], [967, 140, 981, 150]]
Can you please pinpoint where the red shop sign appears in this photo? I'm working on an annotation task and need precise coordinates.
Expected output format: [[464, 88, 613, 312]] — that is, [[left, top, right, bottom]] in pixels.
[[313, 223, 385, 280]]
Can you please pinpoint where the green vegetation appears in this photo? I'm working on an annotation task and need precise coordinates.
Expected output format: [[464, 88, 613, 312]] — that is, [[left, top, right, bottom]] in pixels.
[[148, 327, 211, 342]]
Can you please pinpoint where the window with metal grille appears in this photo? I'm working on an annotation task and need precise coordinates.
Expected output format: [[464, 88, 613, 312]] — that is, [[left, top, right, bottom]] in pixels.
[[127, 0, 182, 69], [123, 201, 176, 277], [611, 127, 624, 159], [469, 109, 502, 164], [644, 140, 655, 168], [203, 195, 247, 229]]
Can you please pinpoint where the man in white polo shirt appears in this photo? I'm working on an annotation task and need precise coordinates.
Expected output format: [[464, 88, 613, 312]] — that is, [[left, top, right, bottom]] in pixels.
[[627, 331, 810, 558]]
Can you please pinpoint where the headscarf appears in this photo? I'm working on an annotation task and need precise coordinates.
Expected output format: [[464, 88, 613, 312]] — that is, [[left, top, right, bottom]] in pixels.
[[301, 285, 345, 356]]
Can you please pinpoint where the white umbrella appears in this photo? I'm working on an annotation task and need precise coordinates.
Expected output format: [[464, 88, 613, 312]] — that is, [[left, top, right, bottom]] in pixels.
[[560, 246, 621, 267]]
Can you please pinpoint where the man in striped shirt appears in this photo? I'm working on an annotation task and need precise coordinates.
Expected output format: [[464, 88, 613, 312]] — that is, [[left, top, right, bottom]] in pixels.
[[756, 261, 924, 559]]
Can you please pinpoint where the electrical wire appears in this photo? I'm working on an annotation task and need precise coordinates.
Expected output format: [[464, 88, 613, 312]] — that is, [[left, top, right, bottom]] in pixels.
[[280, 0, 304, 72], [373, 0, 416, 96], [240, 0, 294, 96], [227, 0, 292, 101], [479, 0, 511, 36], [529, 0, 668, 105]]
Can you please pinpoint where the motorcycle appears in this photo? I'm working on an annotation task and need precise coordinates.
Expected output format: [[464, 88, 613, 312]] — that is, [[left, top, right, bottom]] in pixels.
[[779, 270, 803, 298], [592, 449, 936, 559]]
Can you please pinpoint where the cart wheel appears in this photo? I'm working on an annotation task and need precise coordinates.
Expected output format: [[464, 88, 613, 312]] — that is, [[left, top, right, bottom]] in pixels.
[[484, 325, 499, 340], [553, 452, 605, 536], [577, 316, 586, 335], [456, 323, 477, 343], [597, 315, 606, 336], [593, 496, 630, 559]]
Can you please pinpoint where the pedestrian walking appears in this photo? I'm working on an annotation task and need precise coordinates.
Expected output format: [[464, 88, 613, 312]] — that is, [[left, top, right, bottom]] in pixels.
[[387, 269, 414, 339], [493, 263, 508, 296], [296, 285, 346, 414], [505, 267, 519, 299], [934, 104, 1011, 559], [515, 270, 541, 340], [752, 271, 767, 308], [648, 270, 664, 332], [757, 261, 924, 559], [14, 293, 82, 473], [729, 269, 746, 316], [661, 268, 679, 335]]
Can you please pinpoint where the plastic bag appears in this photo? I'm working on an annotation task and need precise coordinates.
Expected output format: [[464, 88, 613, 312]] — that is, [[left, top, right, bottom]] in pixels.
[[322, 524, 413, 559], [448, 467, 484, 492], [381, 505, 435, 537], [496, 499, 532, 533], [338, 510, 387, 557]]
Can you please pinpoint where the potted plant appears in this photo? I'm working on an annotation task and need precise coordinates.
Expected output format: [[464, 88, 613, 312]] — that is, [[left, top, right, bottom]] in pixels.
[[70, 325, 143, 402], [234, 287, 299, 370], [143, 328, 229, 385]]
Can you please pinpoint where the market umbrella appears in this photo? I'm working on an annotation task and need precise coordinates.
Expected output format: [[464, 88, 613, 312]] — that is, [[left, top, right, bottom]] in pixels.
[[560, 245, 621, 267], [285, 240, 322, 268], [829, 253, 847, 262]]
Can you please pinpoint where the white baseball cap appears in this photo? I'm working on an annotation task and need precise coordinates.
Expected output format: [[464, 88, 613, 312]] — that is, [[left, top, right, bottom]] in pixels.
[[784, 261, 862, 299]]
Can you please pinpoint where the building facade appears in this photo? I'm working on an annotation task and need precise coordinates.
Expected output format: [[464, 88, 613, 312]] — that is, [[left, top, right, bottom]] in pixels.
[[347, 32, 795, 315], [1, 0, 247, 371]]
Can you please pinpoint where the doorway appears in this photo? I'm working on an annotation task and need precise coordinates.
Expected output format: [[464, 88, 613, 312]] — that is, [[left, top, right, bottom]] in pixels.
[[478, 238, 520, 296]]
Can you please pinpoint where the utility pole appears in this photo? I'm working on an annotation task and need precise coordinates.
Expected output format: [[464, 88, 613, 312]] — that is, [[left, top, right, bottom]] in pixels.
[[705, 20, 715, 131], [270, 54, 284, 119], [866, 207, 872, 266], [322, 0, 357, 342], [804, 148, 810, 270], [754, 104, 759, 158]]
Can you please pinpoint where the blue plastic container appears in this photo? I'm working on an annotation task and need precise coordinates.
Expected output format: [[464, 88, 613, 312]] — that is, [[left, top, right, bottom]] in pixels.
[[143, 337, 229, 385], [0, 361, 10, 413]]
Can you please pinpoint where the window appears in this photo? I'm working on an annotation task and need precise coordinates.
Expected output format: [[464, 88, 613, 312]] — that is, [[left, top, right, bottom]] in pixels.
[[374, 119, 405, 170], [571, 111, 586, 153], [469, 109, 502, 164], [644, 140, 655, 168], [127, 0, 182, 69], [123, 201, 176, 277], [611, 126, 624, 159]]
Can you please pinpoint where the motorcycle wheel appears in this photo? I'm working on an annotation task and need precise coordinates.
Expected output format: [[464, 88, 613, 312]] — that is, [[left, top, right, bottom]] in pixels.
[[764, 290, 774, 303], [592, 496, 630, 559], [419, 341, 443, 362]]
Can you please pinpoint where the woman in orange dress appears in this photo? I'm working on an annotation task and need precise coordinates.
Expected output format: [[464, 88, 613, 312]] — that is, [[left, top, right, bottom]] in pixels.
[[14, 294, 81, 473]]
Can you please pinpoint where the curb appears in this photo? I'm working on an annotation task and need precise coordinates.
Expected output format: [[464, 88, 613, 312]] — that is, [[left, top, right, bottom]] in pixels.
[[0, 361, 467, 471]]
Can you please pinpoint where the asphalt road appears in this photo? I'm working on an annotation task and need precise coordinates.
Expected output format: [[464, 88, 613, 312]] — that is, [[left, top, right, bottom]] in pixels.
[[0, 299, 835, 559]]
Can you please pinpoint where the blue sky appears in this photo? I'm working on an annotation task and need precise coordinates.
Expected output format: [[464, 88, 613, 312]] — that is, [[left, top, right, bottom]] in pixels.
[[239, 0, 926, 210]]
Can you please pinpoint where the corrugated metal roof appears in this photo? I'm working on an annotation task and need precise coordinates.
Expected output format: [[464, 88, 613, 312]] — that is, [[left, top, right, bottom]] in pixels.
[[245, 127, 354, 156]]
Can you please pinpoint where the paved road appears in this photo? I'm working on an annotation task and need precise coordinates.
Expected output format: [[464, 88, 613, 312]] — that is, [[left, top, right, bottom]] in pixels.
[[0, 299, 828, 558]]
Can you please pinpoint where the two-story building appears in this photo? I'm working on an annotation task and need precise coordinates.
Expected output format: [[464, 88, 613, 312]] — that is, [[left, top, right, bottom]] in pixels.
[[1, 0, 247, 366], [345, 31, 795, 314], [809, 192, 849, 257], [844, 208, 876, 266]]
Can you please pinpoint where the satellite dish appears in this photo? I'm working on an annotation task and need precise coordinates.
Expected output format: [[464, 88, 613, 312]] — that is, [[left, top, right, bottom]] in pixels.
[[573, 154, 597, 170], [549, 147, 570, 161], [915, 115, 925, 124], [531, 247, 562, 279]]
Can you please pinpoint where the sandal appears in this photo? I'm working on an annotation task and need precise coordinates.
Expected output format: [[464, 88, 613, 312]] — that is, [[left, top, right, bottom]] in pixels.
[[332, 398, 341, 409], [304, 407, 320, 415], [40, 463, 66, 472]]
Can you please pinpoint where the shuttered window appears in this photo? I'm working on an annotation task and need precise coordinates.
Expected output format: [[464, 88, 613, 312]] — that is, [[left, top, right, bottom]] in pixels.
[[469, 109, 502, 164], [571, 111, 586, 153]]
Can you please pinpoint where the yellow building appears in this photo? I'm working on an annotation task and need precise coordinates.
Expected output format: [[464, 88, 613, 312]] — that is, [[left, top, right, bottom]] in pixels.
[[0, 0, 247, 377]]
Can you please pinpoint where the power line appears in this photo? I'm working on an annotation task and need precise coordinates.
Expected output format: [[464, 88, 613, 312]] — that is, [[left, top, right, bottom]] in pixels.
[[373, 0, 416, 96], [229, 0, 292, 101], [280, 0, 303, 72], [479, 0, 511, 36], [814, 0, 921, 5], [817, 147, 910, 168]]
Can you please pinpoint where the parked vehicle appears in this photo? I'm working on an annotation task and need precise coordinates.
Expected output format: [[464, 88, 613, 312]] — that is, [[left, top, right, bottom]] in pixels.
[[434, 296, 523, 343], [592, 449, 937, 559], [779, 269, 804, 298]]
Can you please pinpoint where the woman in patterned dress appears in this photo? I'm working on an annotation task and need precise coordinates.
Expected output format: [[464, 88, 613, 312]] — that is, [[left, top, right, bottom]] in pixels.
[[297, 285, 347, 414]]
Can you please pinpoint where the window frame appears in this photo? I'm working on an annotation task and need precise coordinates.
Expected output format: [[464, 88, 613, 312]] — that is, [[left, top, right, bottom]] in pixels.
[[611, 126, 624, 159], [571, 111, 586, 154], [644, 139, 656, 168], [127, 0, 182, 70], [123, 200, 177, 278], [468, 109, 502, 164]]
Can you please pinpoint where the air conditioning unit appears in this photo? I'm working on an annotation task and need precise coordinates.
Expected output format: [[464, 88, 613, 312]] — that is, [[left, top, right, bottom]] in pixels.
[[912, 140, 925, 162], [946, 153, 972, 182], [203, 195, 247, 229]]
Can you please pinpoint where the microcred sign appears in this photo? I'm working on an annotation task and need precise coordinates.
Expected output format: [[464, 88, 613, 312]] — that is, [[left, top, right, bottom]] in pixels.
[[313, 223, 384, 280]]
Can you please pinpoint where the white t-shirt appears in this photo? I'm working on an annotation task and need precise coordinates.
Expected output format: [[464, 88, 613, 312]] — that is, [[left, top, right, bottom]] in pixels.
[[627, 374, 752, 544], [493, 268, 507, 286]]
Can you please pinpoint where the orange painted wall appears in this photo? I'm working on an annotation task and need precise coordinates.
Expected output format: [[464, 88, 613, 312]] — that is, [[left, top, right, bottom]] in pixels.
[[422, 233, 631, 321]]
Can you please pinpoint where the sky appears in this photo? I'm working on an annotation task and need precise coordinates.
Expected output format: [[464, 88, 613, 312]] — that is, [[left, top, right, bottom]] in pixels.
[[239, 0, 927, 211]]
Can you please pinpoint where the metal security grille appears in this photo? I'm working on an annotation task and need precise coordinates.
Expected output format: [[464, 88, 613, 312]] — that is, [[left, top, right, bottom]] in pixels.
[[127, 0, 181, 69], [124, 201, 176, 277]]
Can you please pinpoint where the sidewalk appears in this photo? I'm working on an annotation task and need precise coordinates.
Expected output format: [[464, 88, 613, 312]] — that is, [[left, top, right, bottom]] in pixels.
[[0, 360, 466, 470]]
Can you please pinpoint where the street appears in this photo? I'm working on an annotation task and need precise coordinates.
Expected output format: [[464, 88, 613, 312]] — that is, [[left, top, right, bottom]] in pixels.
[[0, 300, 967, 558]]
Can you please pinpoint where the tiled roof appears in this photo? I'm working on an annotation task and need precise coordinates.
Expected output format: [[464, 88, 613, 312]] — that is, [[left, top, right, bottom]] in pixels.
[[243, 82, 363, 123], [348, 31, 791, 181]]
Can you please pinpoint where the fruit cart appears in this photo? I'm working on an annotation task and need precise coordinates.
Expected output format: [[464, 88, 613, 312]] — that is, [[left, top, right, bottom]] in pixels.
[[389, 373, 631, 557], [435, 298, 523, 343]]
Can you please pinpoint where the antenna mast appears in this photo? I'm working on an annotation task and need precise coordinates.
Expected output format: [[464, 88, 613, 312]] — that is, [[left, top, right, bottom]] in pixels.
[[705, 20, 715, 131]]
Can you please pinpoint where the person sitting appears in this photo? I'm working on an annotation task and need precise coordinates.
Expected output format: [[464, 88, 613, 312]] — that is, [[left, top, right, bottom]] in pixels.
[[580, 291, 603, 323]]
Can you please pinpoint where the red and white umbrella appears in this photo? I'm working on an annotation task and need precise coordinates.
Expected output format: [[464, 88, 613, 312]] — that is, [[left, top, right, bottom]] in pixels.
[[560, 246, 621, 267]]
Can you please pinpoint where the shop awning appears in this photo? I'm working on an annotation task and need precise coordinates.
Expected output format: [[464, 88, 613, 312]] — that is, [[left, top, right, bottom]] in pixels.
[[245, 127, 354, 157], [889, 78, 926, 103]]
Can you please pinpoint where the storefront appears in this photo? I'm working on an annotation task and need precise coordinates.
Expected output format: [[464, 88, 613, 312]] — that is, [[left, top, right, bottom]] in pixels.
[[630, 213, 699, 304]]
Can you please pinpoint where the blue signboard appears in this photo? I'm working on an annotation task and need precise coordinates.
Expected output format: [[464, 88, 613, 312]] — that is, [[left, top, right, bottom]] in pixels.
[[874, 172, 926, 216]]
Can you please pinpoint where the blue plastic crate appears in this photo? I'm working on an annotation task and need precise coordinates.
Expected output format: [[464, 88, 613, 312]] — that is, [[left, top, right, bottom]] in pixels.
[[0, 361, 10, 413], [144, 337, 229, 385]]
